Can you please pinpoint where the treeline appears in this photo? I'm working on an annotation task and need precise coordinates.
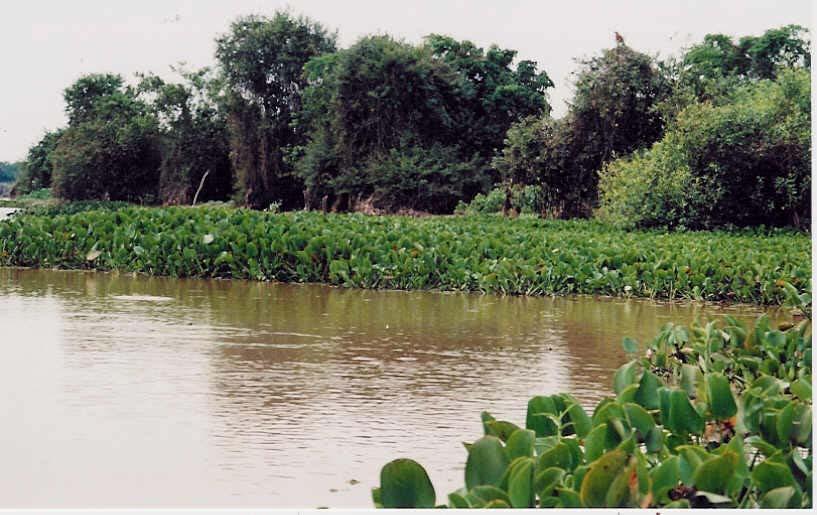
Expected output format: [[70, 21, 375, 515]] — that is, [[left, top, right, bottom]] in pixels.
[[11, 14, 811, 228]]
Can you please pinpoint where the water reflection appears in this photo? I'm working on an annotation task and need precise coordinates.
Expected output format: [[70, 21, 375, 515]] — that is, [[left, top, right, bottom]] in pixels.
[[0, 268, 775, 507]]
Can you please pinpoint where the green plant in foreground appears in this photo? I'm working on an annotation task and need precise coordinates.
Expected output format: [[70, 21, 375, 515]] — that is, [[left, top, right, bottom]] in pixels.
[[373, 312, 812, 508]]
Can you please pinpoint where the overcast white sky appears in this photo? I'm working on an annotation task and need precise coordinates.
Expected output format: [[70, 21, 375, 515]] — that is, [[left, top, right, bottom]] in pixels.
[[0, 0, 812, 161]]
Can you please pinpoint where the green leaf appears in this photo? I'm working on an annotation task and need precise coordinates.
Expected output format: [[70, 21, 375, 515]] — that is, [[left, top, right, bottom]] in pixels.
[[483, 499, 510, 508], [680, 364, 699, 398], [447, 490, 470, 508], [752, 460, 797, 494], [790, 378, 812, 401], [555, 488, 582, 508], [485, 420, 520, 442], [776, 401, 812, 445], [634, 370, 661, 410], [579, 449, 628, 508], [644, 426, 663, 453], [692, 451, 737, 494], [706, 372, 737, 420], [604, 458, 636, 507], [507, 457, 535, 508], [759, 486, 802, 508], [537, 441, 572, 471], [623, 402, 655, 440], [613, 361, 638, 395], [663, 389, 704, 435], [505, 428, 535, 460], [526, 396, 558, 436], [379, 458, 436, 508], [584, 423, 608, 462], [465, 436, 509, 490], [470, 485, 510, 505], [650, 455, 680, 503], [534, 467, 565, 498], [622, 336, 639, 353], [564, 398, 593, 438], [678, 445, 710, 485]]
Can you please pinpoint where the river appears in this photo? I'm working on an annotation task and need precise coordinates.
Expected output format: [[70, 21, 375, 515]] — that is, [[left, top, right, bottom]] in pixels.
[[0, 268, 774, 507]]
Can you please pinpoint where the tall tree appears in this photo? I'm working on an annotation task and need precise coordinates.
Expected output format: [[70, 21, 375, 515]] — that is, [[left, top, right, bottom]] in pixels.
[[215, 12, 337, 209], [425, 34, 553, 158], [13, 129, 64, 195], [51, 75, 162, 202], [138, 68, 232, 205], [493, 43, 669, 217]]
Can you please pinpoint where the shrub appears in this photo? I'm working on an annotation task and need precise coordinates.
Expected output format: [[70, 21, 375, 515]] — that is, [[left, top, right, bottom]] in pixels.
[[598, 68, 810, 230], [455, 185, 545, 215]]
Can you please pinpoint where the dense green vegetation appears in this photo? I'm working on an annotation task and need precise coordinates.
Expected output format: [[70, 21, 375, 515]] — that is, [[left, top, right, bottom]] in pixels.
[[0, 161, 22, 197], [0, 206, 809, 304], [374, 306, 812, 508], [0, 161, 21, 184], [8, 10, 807, 229], [597, 68, 810, 230]]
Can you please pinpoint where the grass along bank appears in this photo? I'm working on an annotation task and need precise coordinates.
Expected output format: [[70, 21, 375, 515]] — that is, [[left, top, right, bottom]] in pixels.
[[0, 205, 810, 304]]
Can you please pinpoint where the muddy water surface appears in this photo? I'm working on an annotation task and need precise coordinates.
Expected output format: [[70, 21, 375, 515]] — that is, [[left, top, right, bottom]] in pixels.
[[0, 268, 774, 507]]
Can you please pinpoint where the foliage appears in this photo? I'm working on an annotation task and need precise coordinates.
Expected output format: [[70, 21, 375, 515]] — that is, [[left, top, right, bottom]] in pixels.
[[296, 34, 551, 213], [656, 25, 811, 124], [138, 69, 232, 205], [297, 35, 472, 212], [373, 312, 812, 508], [50, 75, 162, 202], [492, 44, 669, 217], [12, 129, 64, 196], [215, 11, 337, 209], [15, 200, 130, 217], [359, 144, 490, 214], [455, 185, 544, 216], [682, 25, 810, 97], [0, 161, 21, 183], [0, 207, 809, 304], [598, 68, 811, 230], [424, 34, 553, 159]]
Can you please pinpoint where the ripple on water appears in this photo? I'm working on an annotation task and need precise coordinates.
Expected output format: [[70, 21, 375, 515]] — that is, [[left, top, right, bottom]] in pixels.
[[0, 267, 773, 508]]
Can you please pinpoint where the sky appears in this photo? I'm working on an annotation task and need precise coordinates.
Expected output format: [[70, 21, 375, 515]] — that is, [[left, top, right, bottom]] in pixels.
[[0, 0, 812, 162]]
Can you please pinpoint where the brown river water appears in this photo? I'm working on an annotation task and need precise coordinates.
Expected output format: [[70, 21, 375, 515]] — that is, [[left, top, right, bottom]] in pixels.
[[0, 267, 775, 508]]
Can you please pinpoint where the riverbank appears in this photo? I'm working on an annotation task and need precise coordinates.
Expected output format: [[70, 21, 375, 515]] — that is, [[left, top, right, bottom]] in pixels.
[[0, 205, 810, 304]]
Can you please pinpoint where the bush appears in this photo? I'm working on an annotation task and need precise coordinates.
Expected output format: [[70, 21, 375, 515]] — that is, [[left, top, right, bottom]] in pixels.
[[598, 68, 810, 230], [360, 144, 490, 214], [455, 185, 545, 215]]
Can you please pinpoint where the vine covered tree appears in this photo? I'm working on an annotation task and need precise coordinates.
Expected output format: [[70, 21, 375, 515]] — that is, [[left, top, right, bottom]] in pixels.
[[215, 11, 337, 209]]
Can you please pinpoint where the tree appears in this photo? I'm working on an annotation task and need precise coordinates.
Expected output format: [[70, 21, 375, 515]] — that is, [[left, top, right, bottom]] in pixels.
[[672, 25, 811, 104], [494, 44, 669, 218], [215, 12, 337, 209], [138, 69, 232, 205], [63, 74, 125, 124], [424, 34, 553, 158], [597, 68, 811, 229], [0, 161, 22, 183], [296, 34, 552, 213], [297, 35, 486, 212], [50, 75, 162, 202], [570, 44, 669, 165], [13, 129, 64, 195]]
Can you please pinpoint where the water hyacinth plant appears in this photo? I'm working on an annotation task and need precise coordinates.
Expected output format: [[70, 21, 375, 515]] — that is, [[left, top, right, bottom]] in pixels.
[[373, 311, 812, 509], [0, 206, 810, 304]]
